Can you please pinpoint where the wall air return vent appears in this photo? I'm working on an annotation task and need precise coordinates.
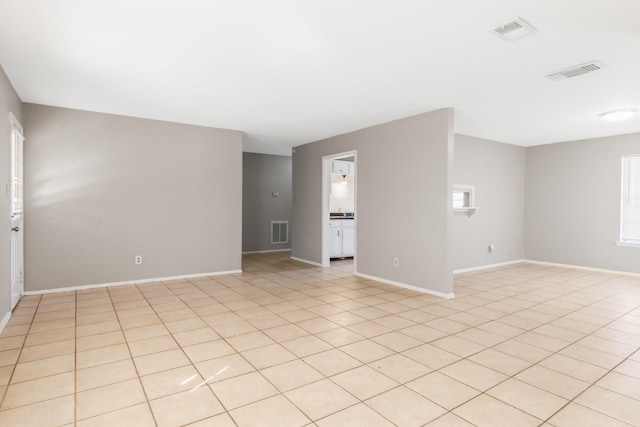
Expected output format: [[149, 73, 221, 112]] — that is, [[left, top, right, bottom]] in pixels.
[[491, 17, 538, 41], [271, 220, 288, 245], [546, 61, 607, 81]]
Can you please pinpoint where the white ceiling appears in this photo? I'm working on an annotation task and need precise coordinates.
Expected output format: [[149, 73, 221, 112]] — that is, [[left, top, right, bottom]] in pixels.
[[1, 0, 639, 155]]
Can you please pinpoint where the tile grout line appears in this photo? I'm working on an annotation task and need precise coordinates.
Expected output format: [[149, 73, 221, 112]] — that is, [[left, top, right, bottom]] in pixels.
[[1, 256, 638, 425], [351, 269, 637, 424], [0, 294, 41, 411], [183, 272, 402, 425], [106, 284, 161, 427]]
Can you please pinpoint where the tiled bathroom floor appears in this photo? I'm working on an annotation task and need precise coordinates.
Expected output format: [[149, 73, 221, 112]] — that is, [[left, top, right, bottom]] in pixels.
[[1, 252, 639, 426]]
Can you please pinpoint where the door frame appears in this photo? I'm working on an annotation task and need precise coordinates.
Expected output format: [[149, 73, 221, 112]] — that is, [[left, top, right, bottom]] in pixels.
[[321, 150, 357, 268]]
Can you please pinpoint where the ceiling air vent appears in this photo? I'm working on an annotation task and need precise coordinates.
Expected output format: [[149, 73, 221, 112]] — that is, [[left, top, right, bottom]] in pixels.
[[491, 17, 538, 41], [546, 60, 607, 81]]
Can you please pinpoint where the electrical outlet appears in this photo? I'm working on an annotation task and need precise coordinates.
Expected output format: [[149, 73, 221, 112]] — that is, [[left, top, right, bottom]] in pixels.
[[135, 255, 143, 265], [488, 245, 495, 253], [393, 257, 400, 267]]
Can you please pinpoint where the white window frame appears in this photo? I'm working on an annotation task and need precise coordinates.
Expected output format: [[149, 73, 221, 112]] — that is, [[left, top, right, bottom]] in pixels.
[[453, 184, 479, 216], [617, 154, 640, 248]]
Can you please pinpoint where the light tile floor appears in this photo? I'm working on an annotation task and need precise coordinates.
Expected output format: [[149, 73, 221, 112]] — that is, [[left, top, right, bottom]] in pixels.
[[1, 252, 640, 426]]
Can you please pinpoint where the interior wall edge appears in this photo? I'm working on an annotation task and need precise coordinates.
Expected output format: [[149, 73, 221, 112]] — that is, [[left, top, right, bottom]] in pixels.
[[354, 271, 455, 300], [0, 311, 11, 334], [290, 257, 323, 267], [523, 259, 640, 278], [453, 259, 525, 275]]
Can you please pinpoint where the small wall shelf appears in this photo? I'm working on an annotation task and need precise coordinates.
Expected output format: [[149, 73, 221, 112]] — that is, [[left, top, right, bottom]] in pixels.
[[454, 207, 479, 217]]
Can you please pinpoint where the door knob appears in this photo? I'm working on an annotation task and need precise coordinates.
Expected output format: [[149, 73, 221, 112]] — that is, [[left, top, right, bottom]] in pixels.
[[11, 226, 19, 232]]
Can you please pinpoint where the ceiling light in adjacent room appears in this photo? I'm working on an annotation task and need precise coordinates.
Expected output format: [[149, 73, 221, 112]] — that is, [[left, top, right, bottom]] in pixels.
[[600, 109, 637, 121]]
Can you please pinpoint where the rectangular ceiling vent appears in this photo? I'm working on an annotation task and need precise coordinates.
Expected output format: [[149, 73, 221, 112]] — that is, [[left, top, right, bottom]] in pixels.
[[491, 17, 538, 41], [546, 60, 607, 81]]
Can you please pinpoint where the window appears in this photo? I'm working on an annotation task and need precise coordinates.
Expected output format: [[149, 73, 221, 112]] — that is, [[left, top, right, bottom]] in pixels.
[[453, 189, 470, 209], [620, 155, 640, 244], [453, 185, 475, 209], [453, 185, 478, 216]]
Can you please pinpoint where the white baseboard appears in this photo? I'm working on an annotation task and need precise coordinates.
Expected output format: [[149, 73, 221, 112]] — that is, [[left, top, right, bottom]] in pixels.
[[354, 271, 455, 299], [453, 259, 525, 274], [23, 269, 243, 296], [290, 257, 323, 267], [524, 259, 640, 278], [242, 249, 291, 254], [0, 311, 11, 334]]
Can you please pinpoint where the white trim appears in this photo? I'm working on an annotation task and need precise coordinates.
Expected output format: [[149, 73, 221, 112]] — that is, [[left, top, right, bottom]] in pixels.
[[242, 249, 291, 254], [0, 311, 11, 334], [321, 156, 332, 267], [291, 256, 323, 267], [453, 184, 475, 208], [524, 259, 640, 278], [9, 112, 23, 134], [354, 271, 455, 299], [23, 269, 243, 295], [615, 240, 640, 248], [453, 259, 525, 274]]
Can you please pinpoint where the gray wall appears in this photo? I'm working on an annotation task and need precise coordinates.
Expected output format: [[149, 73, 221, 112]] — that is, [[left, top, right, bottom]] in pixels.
[[453, 134, 525, 270], [242, 152, 292, 252], [525, 132, 640, 273], [0, 66, 22, 322], [23, 104, 243, 291], [292, 109, 454, 296]]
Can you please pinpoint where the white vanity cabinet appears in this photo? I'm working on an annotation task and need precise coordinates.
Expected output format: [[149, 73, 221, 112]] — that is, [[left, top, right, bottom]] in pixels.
[[329, 219, 354, 258], [341, 222, 354, 256]]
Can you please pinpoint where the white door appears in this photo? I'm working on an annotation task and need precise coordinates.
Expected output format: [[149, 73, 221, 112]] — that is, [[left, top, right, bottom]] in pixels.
[[10, 114, 24, 310], [10, 214, 23, 310]]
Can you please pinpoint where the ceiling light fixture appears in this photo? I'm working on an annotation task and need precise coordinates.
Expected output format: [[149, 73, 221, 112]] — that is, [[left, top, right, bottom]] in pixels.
[[600, 109, 637, 121]]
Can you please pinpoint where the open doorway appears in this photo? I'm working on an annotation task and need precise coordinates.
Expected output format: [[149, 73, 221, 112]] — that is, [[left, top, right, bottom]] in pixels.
[[321, 151, 356, 270]]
